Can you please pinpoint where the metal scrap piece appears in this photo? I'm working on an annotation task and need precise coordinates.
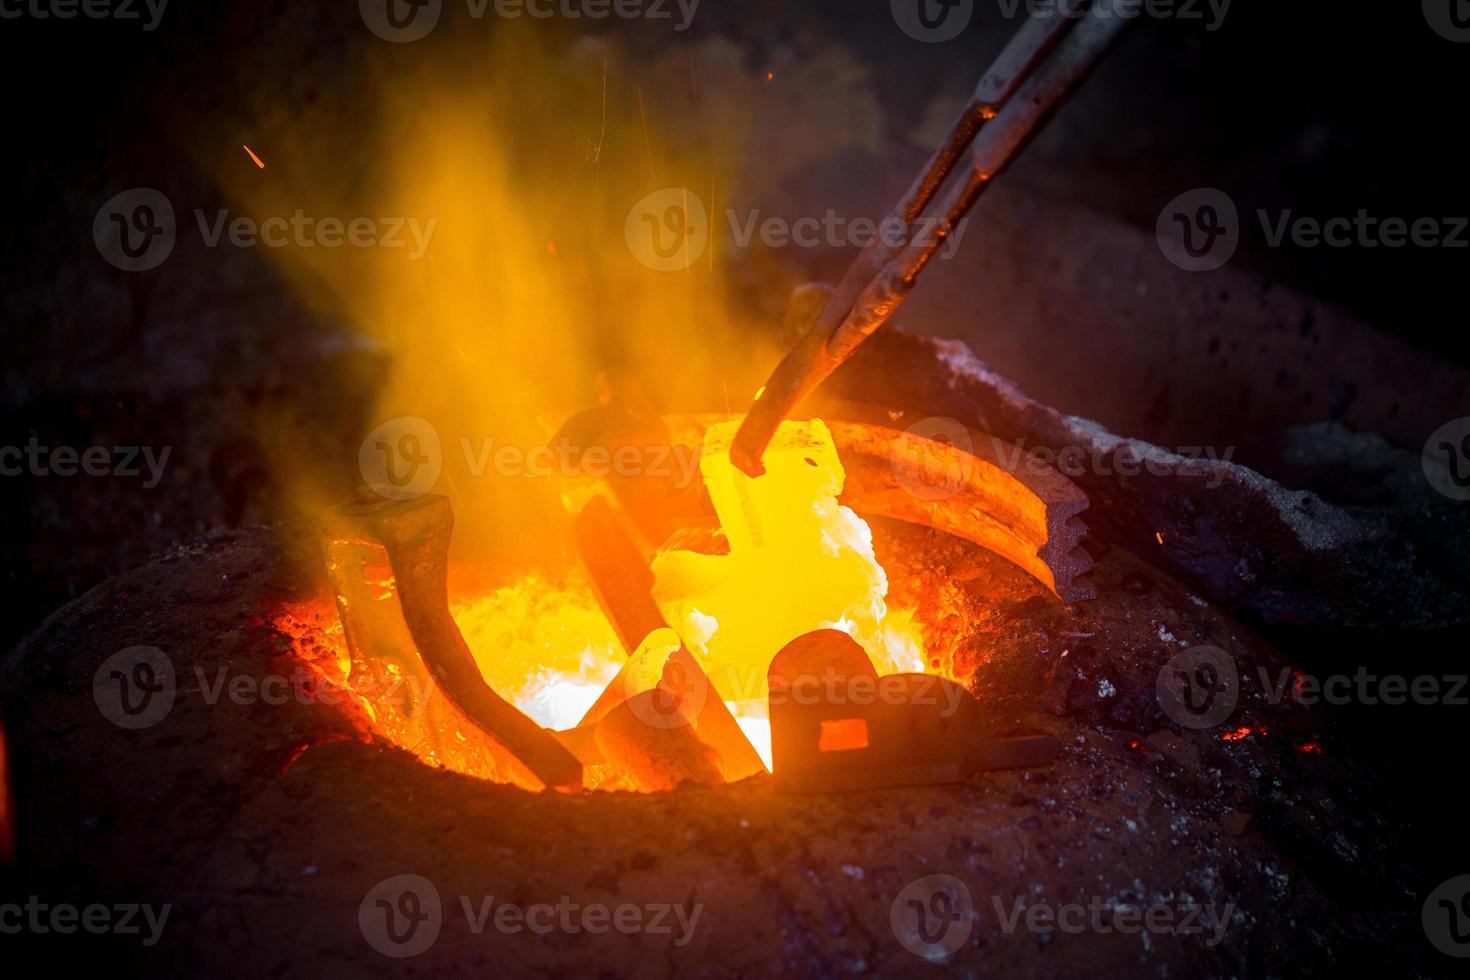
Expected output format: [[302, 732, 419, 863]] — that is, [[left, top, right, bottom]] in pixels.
[[768, 630, 1058, 794], [319, 493, 583, 791], [659, 412, 1095, 603], [572, 507, 767, 784]]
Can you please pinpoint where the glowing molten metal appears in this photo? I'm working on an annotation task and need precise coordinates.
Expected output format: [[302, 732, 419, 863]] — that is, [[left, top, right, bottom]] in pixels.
[[281, 419, 936, 785]]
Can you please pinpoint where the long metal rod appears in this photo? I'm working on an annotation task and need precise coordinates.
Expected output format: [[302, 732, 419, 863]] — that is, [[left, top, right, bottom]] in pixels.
[[815, 2, 1083, 331], [730, 2, 1131, 477]]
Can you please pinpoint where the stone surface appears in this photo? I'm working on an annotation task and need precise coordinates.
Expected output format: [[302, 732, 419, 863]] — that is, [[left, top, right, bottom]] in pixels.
[[825, 329, 1470, 630]]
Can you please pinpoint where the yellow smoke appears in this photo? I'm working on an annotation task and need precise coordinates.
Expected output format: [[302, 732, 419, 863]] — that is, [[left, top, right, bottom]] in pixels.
[[196, 25, 793, 561]]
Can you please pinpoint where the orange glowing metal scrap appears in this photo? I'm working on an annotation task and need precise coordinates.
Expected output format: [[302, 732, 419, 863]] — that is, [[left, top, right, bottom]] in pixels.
[[311, 417, 1087, 790], [817, 717, 869, 753], [651, 418, 907, 701], [569, 503, 768, 784], [314, 387, 1094, 789], [316, 488, 765, 791], [318, 493, 583, 791], [540, 367, 1099, 784], [658, 410, 1095, 603], [767, 630, 1057, 794]]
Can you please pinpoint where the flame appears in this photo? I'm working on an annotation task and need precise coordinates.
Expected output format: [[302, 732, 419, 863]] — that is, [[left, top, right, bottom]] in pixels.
[[452, 440, 936, 773], [274, 419, 942, 779], [451, 574, 625, 733], [455, 418, 936, 775], [273, 488, 934, 780], [453, 576, 828, 771]]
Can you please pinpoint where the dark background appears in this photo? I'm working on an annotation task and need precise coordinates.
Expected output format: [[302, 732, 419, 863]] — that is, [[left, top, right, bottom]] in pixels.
[[0, 3, 1467, 967], [6, 2, 1468, 351]]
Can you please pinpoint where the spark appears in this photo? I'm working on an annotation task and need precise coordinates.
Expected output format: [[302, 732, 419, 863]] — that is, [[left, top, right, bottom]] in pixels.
[[243, 144, 266, 169]]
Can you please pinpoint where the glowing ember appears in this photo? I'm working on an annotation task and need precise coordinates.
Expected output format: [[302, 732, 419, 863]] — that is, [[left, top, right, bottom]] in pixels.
[[453, 575, 626, 733], [454, 560, 926, 773], [277, 561, 932, 781], [644, 419, 929, 765], [653, 420, 924, 701], [278, 421, 941, 786]]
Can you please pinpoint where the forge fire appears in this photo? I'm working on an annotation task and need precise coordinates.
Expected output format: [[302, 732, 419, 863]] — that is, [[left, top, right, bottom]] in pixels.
[[4, 2, 1470, 978]]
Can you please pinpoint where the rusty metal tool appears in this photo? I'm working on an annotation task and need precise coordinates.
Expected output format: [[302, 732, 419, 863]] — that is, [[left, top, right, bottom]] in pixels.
[[573, 495, 669, 652], [569, 498, 767, 783], [768, 630, 1058, 794], [320, 492, 584, 791], [730, 0, 1132, 476]]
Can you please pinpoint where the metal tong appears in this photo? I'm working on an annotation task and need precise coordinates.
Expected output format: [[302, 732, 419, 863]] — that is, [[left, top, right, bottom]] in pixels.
[[729, 0, 1132, 477]]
